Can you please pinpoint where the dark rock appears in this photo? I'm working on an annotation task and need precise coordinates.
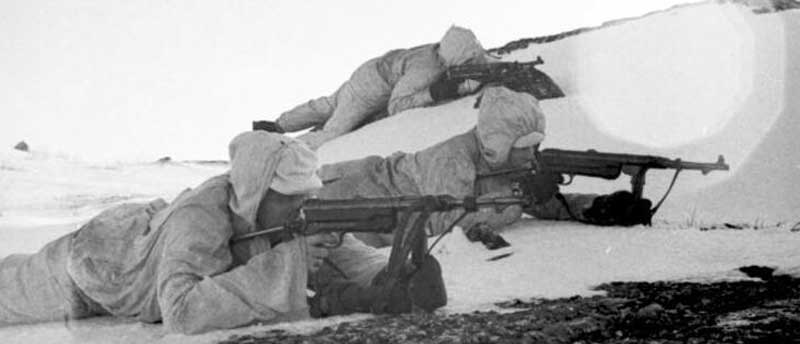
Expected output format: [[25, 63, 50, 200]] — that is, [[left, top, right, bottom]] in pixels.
[[156, 156, 172, 164], [13, 141, 28, 152], [636, 303, 665, 319], [724, 222, 745, 229], [739, 265, 775, 281]]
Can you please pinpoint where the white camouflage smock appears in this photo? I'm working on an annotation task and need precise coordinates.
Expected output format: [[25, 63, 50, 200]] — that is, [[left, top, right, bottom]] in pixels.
[[316, 87, 597, 246], [277, 26, 489, 149], [0, 132, 386, 334]]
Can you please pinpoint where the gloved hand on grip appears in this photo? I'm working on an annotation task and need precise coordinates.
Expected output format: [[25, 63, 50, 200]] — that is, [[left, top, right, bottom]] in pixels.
[[308, 254, 446, 318], [429, 78, 460, 102], [518, 171, 562, 205], [582, 190, 653, 226], [430, 78, 481, 102]]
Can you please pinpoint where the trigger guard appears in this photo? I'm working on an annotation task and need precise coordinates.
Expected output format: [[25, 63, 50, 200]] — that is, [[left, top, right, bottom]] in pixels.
[[561, 174, 574, 186]]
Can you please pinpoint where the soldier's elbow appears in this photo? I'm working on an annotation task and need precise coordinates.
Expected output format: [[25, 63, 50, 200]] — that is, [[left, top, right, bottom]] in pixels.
[[161, 292, 217, 335], [387, 100, 402, 116]]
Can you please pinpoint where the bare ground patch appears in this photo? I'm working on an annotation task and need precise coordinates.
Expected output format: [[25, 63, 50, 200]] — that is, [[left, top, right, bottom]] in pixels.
[[219, 266, 799, 344]]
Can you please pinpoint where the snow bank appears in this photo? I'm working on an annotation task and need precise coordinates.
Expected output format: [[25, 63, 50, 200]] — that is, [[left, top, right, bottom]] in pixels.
[[317, 96, 481, 165], [319, 3, 800, 225]]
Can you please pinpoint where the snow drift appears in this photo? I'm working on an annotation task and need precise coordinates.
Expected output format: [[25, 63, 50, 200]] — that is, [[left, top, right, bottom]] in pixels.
[[319, 2, 799, 226]]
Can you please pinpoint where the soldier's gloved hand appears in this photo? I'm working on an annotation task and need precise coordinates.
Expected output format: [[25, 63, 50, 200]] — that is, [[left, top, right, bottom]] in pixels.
[[583, 190, 653, 226], [429, 78, 461, 102], [371, 254, 447, 314], [407, 254, 447, 312], [252, 120, 285, 133], [309, 254, 447, 317], [308, 282, 381, 318], [518, 171, 562, 205], [303, 233, 337, 273]]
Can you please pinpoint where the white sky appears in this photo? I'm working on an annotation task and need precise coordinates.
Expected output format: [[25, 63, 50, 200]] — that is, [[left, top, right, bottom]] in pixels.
[[0, 0, 692, 162]]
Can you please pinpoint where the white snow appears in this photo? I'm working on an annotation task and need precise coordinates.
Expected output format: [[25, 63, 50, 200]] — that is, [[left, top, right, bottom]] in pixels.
[[436, 222, 800, 313], [0, 149, 228, 256], [1, 2, 799, 344], [320, 2, 800, 225]]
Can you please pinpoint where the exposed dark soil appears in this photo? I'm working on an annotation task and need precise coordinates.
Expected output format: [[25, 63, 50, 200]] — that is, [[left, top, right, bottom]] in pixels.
[[219, 266, 800, 344]]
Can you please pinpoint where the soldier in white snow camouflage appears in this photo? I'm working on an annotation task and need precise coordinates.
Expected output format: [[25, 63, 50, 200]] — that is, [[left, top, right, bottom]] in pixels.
[[256, 26, 495, 149], [0, 132, 443, 334], [316, 86, 637, 247]]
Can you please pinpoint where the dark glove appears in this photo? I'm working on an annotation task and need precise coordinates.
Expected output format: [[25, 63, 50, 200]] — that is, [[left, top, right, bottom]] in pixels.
[[371, 254, 447, 314], [308, 281, 381, 318], [429, 78, 461, 102], [517, 171, 562, 205], [309, 254, 447, 317], [252, 120, 285, 133], [583, 190, 653, 226], [465, 223, 511, 250], [407, 254, 447, 312]]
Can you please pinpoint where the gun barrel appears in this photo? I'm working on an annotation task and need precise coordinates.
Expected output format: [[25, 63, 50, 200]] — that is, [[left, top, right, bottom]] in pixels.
[[304, 195, 527, 214], [540, 149, 729, 174], [672, 155, 729, 174], [478, 149, 729, 181], [231, 194, 529, 244], [448, 196, 528, 209]]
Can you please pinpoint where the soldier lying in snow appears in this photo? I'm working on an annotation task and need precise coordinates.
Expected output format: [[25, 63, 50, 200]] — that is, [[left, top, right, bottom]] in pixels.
[[0, 132, 446, 334], [253, 25, 495, 150], [316, 85, 652, 248]]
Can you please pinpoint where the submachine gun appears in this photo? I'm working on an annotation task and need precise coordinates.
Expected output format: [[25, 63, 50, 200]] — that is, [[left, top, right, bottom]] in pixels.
[[232, 194, 528, 310], [442, 56, 565, 100], [479, 148, 730, 224]]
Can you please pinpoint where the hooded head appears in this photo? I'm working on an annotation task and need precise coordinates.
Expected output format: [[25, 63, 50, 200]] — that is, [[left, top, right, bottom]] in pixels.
[[227, 131, 322, 234], [226, 131, 320, 319], [476, 86, 546, 169], [438, 25, 493, 67]]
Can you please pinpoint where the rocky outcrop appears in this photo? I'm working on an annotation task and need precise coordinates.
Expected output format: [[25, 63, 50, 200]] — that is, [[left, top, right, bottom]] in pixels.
[[13, 141, 29, 152], [220, 266, 800, 344], [722, 0, 800, 13]]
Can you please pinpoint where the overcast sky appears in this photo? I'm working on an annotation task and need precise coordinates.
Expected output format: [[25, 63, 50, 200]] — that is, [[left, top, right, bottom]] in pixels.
[[0, 0, 692, 161]]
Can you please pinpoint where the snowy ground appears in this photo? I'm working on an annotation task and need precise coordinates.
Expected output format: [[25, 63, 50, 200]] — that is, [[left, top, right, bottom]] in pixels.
[[320, 1, 800, 226], [1, 2, 799, 344], [0, 149, 228, 255]]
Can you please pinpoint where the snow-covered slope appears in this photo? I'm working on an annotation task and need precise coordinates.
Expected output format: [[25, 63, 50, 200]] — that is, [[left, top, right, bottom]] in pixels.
[[0, 149, 228, 255], [319, 2, 800, 225], [1, 2, 798, 343]]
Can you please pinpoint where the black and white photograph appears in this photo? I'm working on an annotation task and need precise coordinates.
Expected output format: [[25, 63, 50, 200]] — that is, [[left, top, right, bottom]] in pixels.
[[1, 0, 799, 343]]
